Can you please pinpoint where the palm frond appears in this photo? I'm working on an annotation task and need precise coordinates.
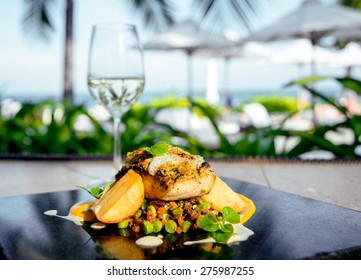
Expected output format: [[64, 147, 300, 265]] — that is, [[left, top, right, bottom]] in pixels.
[[128, 0, 176, 31], [229, 0, 253, 30], [22, 0, 55, 41], [192, 0, 268, 37]]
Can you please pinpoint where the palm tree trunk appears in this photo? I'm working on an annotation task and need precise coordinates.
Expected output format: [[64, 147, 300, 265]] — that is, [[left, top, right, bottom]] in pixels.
[[64, 0, 73, 103]]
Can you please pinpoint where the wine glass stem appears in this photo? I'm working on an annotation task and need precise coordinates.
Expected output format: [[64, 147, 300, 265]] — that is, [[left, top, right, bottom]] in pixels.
[[113, 115, 122, 173]]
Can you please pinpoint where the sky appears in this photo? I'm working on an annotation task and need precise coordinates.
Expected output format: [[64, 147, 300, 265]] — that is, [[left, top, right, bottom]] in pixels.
[[0, 0, 358, 104]]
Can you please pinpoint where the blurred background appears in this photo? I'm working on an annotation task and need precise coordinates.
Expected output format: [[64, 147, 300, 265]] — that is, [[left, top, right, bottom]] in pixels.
[[1, 0, 361, 159], [1, 0, 357, 102]]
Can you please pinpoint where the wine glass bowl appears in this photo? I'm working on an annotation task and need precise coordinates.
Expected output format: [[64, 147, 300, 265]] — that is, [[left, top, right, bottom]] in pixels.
[[87, 23, 145, 173], [87, 77, 145, 118]]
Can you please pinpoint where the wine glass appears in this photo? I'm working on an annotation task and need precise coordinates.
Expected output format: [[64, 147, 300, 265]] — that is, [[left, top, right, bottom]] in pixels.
[[87, 23, 145, 174]]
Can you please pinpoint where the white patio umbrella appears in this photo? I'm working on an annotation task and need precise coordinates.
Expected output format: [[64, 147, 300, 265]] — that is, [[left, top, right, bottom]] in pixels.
[[270, 39, 336, 76], [269, 39, 335, 111], [244, 0, 361, 75], [221, 42, 273, 107], [143, 19, 233, 103], [330, 42, 361, 76], [222, 41, 273, 59], [196, 41, 273, 107], [326, 28, 361, 42]]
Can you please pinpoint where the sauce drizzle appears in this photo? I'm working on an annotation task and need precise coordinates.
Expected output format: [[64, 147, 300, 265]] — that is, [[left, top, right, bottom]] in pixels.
[[43, 210, 83, 225]]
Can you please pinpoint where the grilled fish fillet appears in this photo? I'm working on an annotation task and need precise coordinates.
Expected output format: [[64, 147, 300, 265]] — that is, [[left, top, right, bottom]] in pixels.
[[115, 145, 216, 201]]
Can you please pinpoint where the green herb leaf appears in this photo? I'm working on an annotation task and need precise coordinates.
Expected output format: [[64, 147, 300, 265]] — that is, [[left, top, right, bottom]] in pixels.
[[146, 141, 169, 156], [211, 231, 234, 244], [196, 213, 220, 232], [220, 223, 234, 233], [197, 206, 241, 243], [76, 181, 115, 199], [90, 186, 103, 198], [222, 206, 240, 224]]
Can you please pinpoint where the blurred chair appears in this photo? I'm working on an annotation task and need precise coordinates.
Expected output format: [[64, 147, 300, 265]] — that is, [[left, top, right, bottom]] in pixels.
[[155, 108, 220, 148], [243, 102, 272, 129]]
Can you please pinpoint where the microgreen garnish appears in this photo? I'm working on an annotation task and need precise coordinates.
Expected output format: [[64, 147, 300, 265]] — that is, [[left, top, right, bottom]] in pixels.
[[76, 181, 115, 199], [146, 141, 169, 156], [196, 206, 240, 243], [222, 206, 240, 224]]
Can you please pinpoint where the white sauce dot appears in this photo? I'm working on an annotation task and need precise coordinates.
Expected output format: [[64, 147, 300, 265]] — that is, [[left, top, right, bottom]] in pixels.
[[44, 210, 58, 216], [135, 236, 163, 248], [90, 222, 106, 230]]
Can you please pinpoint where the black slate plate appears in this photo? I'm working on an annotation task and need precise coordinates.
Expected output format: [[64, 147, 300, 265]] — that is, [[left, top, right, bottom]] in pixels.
[[0, 177, 360, 260]]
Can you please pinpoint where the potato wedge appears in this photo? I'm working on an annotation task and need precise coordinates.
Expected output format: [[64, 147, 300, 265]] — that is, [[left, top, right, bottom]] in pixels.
[[91, 170, 144, 224], [237, 193, 256, 224], [201, 176, 256, 224]]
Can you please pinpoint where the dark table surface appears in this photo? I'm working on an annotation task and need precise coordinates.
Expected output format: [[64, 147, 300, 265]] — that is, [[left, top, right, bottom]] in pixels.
[[0, 177, 360, 260]]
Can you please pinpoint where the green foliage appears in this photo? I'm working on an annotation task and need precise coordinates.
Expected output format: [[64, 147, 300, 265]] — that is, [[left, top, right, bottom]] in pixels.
[[275, 76, 361, 158], [199, 76, 361, 159], [0, 101, 113, 155], [339, 0, 361, 10], [249, 95, 300, 113], [1, 76, 361, 159], [120, 96, 210, 154], [192, 100, 277, 157], [0, 97, 208, 157]]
